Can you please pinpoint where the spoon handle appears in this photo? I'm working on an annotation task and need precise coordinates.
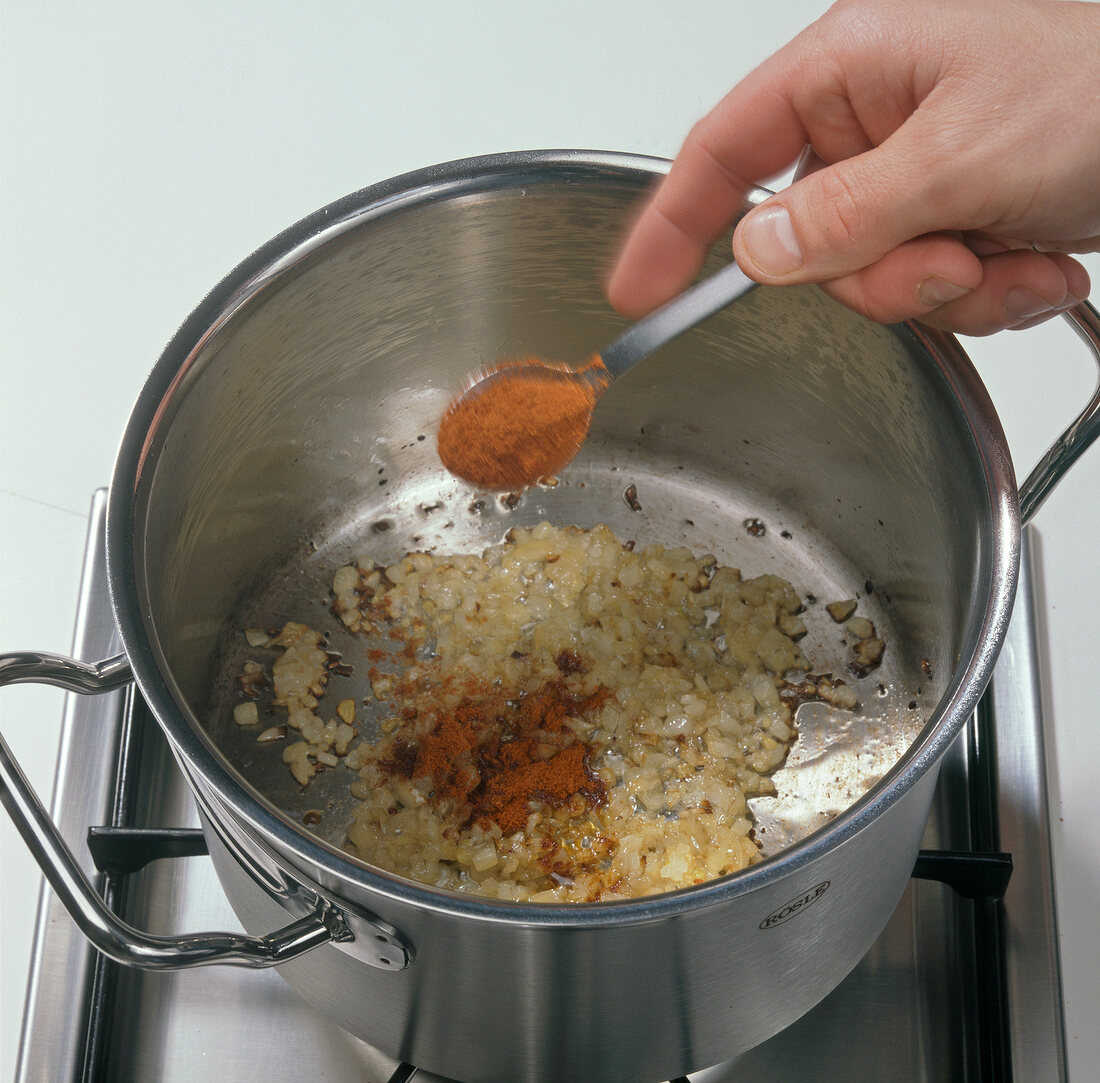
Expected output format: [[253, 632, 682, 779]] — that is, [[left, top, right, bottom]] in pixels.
[[600, 261, 758, 379]]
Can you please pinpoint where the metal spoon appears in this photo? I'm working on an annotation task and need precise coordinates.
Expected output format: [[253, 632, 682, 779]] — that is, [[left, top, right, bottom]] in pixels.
[[437, 260, 758, 490], [595, 259, 758, 384]]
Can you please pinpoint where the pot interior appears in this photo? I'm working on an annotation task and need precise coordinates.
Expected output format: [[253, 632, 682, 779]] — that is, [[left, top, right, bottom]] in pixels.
[[122, 156, 1001, 871]]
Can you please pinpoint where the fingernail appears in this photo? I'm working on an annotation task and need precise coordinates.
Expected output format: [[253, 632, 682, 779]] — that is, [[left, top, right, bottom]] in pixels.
[[739, 204, 803, 276], [1005, 286, 1055, 322], [917, 275, 972, 308]]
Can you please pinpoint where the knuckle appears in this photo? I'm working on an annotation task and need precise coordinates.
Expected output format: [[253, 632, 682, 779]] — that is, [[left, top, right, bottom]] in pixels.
[[684, 117, 749, 197], [810, 167, 868, 253], [824, 275, 901, 325], [652, 201, 704, 250]]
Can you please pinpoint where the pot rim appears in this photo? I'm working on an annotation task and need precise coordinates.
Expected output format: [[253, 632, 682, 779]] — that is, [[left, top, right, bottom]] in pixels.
[[105, 149, 1020, 927]]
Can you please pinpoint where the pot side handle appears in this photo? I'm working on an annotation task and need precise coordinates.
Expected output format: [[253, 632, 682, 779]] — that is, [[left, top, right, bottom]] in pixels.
[[1018, 301, 1100, 524], [0, 650, 345, 969]]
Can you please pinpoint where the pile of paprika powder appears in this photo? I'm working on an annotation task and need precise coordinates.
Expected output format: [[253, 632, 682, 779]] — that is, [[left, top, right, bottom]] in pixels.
[[380, 670, 611, 838]]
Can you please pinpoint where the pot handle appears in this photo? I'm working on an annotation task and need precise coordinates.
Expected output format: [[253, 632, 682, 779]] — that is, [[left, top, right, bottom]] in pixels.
[[1017, 300, 1100, 524], [0, 650, 345, 969]]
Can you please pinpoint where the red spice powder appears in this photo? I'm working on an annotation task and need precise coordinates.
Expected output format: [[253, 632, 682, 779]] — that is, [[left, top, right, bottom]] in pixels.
[[475, 743, 596, 835], [384, 677, 611, 836], [436, 356, 611, 490]]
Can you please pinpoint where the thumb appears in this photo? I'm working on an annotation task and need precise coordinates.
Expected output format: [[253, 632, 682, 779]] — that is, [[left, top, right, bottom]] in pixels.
[[733, 143, 948, 285]]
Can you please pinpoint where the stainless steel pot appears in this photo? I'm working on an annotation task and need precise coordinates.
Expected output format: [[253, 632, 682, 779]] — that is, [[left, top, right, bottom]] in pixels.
[[3, 150, 1099, 1082]]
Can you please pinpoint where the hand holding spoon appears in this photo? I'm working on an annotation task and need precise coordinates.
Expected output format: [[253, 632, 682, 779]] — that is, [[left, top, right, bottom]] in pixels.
[[437, 260, 758, 490]]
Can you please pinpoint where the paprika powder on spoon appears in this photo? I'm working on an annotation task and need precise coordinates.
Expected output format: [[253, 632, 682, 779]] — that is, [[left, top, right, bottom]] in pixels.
[[436, 355, 611, 490]]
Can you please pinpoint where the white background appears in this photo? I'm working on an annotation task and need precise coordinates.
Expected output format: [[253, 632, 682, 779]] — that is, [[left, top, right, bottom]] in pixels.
[[2, 2, 1097, 1079]]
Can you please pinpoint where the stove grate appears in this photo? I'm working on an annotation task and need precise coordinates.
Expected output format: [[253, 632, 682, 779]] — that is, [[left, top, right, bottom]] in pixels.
[[87, 824, 1014, 900]]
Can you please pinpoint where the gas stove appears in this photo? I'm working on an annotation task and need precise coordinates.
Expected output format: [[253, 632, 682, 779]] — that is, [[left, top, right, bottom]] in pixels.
[[15, 490, 1067, 1082]]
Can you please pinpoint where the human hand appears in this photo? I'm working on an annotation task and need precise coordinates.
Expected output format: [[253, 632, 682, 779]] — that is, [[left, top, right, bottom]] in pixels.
[[608, 0, 1100, 335]]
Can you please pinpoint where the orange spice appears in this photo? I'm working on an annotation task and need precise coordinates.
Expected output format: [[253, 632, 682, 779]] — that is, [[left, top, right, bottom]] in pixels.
[[436, 355, 611, 490], [381, 677, 610, 836]]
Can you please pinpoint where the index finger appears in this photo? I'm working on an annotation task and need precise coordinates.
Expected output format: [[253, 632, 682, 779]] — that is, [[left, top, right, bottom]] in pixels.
[[607, 57, 816, 317]]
